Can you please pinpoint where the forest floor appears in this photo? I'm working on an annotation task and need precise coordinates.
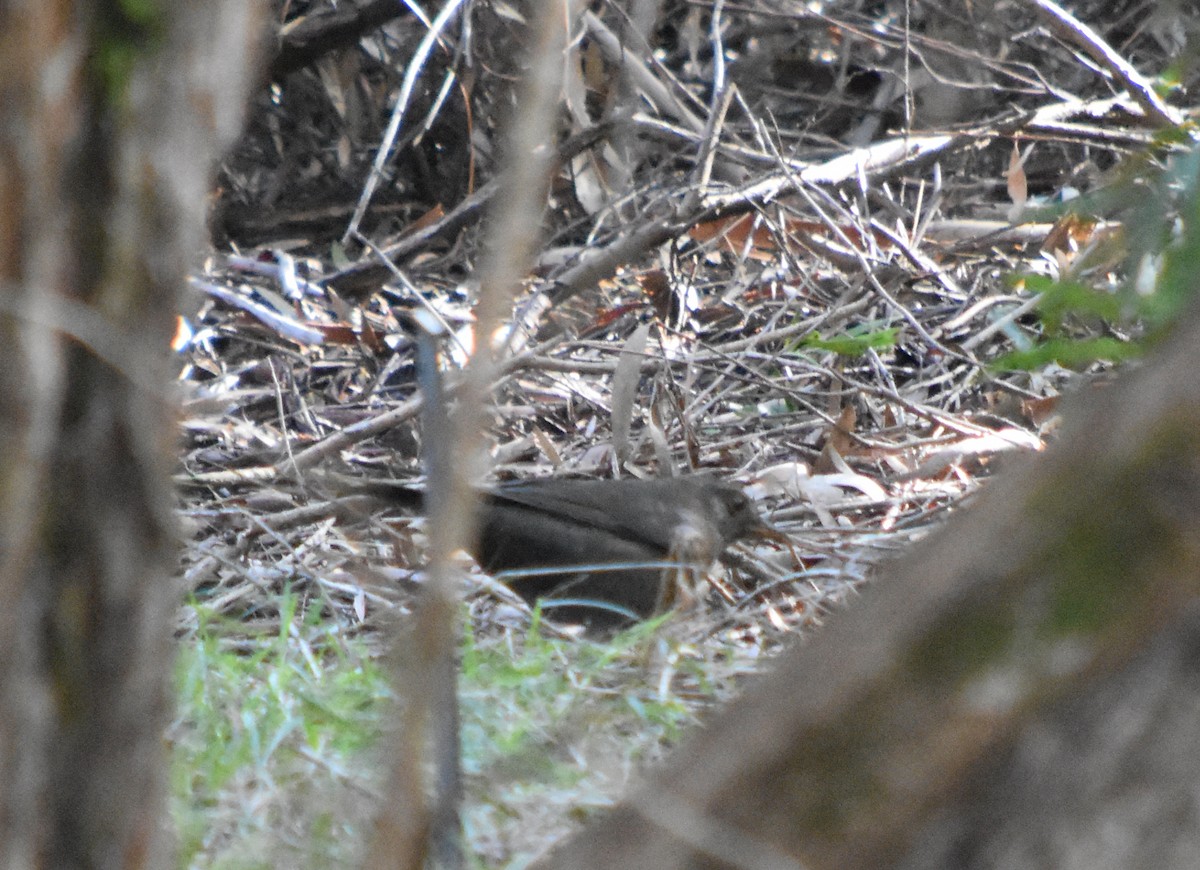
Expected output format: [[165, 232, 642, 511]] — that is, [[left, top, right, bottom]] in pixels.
[[171, 2, 1194, 866]]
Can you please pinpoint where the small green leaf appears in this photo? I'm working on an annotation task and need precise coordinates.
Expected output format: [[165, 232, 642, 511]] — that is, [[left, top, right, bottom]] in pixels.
[[800, 327, 899, 357], [992, 336, 1139, 371]]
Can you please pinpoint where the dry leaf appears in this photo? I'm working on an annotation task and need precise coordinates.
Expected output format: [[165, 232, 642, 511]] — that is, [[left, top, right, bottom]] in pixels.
[[1006, 140, 1028, 220], [750, 461, 887, 505], [901, 428, 1044, 480], [532, 426, 563, 466], [748, 462, 810, 499], [571, 153, 607, 214], [827, 404, 857, 457], [688, 213, 775, 260], [637, 270, 673, 322], [1021, 395, 1062, 427]]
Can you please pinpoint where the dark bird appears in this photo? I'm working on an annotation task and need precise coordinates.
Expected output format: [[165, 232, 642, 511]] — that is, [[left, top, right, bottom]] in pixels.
[[330, 474, 773, 627]]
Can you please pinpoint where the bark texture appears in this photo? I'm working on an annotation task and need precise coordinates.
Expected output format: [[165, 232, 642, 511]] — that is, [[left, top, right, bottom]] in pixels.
[[899, 601, 1200, 870], [0, 3, 264, 867]]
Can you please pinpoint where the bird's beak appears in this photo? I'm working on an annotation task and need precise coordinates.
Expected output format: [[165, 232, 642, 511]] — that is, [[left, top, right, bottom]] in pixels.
[[744, 515, 800, 566], [750, 520, 791, 546]]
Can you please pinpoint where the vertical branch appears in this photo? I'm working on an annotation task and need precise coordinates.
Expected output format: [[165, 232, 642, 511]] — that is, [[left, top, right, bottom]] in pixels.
[[365, 1, 576, 867]]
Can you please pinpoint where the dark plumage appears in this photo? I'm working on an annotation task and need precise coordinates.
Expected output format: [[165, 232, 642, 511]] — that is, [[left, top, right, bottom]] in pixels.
[[330, 474, 771, 626]]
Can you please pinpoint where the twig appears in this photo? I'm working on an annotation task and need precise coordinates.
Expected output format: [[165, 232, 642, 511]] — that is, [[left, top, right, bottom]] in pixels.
[[269, 0, 414, 79], [364, 3, 575, 868], [191, 278, 327, 346], [1018, 0, 1181, 128], [344, 0, 469, 243], [582, 10, 706, 134]]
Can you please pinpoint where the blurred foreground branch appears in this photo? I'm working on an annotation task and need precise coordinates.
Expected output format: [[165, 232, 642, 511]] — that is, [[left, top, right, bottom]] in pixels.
[[365, 3, 575, 869], [538, 293, 1200, 868], [0, 2, 264, 865]]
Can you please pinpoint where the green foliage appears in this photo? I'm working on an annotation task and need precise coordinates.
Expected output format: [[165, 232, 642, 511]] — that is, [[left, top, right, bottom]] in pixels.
[[1019, 274, 1125, 331], [797, 326, 899, 357], [993, 133, 1200, 372], [993, 336, 1140, 372], [93, 0, 168, 106]]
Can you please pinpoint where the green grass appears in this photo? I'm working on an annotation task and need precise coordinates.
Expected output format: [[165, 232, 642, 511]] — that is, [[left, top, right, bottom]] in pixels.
[[170, 601, 734, 868], [171, 596, 390, 868]]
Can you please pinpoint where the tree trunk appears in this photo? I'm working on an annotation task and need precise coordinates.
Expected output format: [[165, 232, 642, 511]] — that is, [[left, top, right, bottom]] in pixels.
[[898, 600, 1200, 870], [0, 3, 263, 867]]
